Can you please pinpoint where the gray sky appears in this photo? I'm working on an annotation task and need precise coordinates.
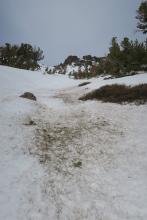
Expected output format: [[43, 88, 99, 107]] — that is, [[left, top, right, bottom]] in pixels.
[[0, 0, 145, 66]]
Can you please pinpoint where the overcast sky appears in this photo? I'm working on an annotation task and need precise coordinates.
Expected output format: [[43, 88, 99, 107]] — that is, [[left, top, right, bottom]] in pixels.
[[0, 0, 145, 66]]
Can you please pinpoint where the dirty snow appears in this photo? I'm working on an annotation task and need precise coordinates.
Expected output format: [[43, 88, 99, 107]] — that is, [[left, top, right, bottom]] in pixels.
[[0, 65, 147, 220]]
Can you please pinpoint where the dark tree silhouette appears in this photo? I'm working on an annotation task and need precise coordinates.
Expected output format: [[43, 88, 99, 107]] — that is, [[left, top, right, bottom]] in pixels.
[[0, 43, 44, 70], [136, 1, 147, 34]]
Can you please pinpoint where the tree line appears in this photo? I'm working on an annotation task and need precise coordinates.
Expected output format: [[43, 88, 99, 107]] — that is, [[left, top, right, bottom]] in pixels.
[[96, 37, 147, 76], [0, 1, 146, 75], [97, 1, 147, 75], [0, 43, 44, 70], [70, 1, 147, 79]]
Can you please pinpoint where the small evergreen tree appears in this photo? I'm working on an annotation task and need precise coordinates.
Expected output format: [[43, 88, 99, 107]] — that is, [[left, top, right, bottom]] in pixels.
[[107, 37, 122, 74], [108, 37, 121, 61], [136, 1, 147, 34]]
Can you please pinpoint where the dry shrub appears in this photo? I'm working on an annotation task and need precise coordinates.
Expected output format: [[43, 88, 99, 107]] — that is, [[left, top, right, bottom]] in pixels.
[[79, 84, 147, 104]]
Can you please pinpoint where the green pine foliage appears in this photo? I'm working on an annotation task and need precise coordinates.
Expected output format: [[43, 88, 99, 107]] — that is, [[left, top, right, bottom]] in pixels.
[[0, 43, 44, 70], [96, 37, 147, 76], [136, 1, 147, 34]]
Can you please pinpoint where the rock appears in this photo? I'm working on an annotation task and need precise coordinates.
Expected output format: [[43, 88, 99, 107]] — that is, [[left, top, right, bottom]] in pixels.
[[24, 120, 36, 126], [20, 92, 37, 101], [78, 82, 91, 87], [73, 160, 82, 168]]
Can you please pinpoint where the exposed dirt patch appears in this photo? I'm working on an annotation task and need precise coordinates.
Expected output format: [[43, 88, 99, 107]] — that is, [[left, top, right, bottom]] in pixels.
[[26, 87, 127, 219], [30, 89, 124, 173]]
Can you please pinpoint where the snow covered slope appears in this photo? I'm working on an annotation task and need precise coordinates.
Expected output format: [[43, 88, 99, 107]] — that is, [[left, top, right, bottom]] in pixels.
[[0, 65, 147, 220], [0, 65, 78, 220], [0, 65, 78, 96], [87, 72, 147, 91]]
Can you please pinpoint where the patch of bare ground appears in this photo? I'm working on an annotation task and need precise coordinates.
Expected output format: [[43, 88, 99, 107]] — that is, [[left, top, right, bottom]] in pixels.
[[30, 90, 124, 173], [27, 89, 127, 219]]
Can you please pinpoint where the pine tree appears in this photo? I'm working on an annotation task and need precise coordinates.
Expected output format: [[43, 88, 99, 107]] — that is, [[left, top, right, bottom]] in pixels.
[[108, 37, 121, 62], [0, 43, 44, 70], [136, 1, 147, 34]]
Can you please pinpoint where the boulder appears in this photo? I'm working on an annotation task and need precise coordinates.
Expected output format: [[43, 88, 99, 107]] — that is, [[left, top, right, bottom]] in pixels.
[[20, 92, 37, 101]]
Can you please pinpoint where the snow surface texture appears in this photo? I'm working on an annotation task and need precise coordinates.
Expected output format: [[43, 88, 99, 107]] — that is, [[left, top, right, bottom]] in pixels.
[[0, 65, 147, 220]]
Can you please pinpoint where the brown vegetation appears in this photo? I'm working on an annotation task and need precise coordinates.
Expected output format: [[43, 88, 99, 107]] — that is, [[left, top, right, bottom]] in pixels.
[[79, 84, 147, 104]]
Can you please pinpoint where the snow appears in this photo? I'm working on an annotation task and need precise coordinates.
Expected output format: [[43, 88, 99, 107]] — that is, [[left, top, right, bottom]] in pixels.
[[50, 63, 89, 76], [65, 63, 88, 76], [0, 65, 147, 220], [0, 65, 78, 97], [86, 72, 147, 91], [66, 63, 79, 75]]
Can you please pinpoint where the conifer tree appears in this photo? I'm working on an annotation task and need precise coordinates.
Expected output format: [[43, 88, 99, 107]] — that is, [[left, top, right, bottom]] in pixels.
[[136, 1, 147, 34]]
